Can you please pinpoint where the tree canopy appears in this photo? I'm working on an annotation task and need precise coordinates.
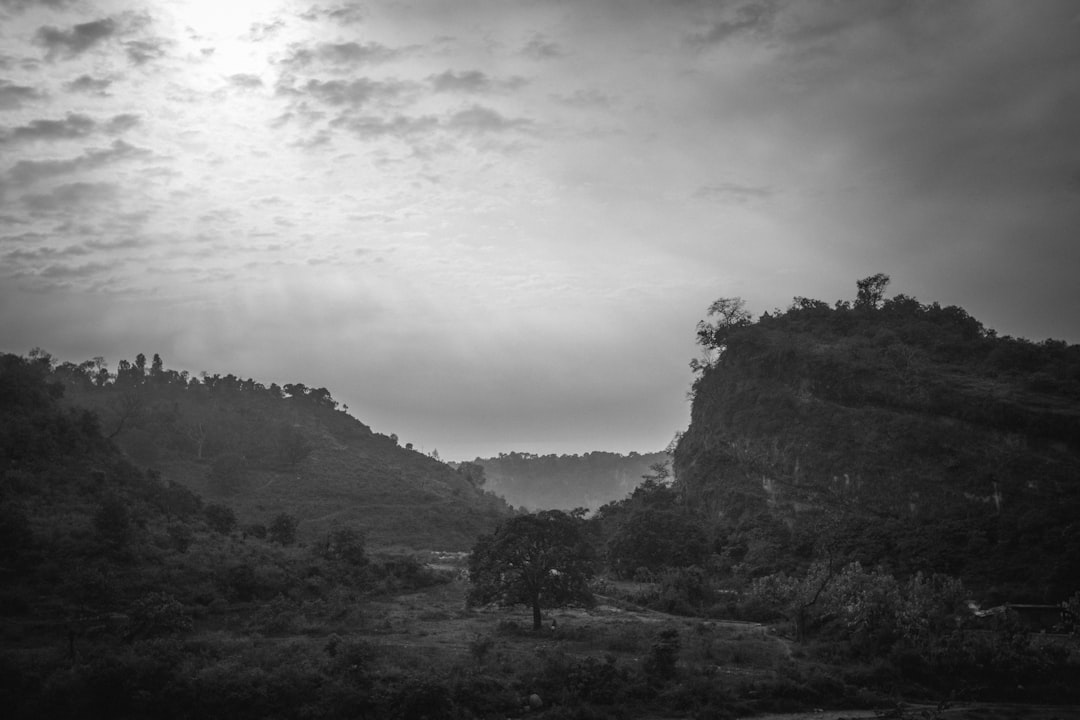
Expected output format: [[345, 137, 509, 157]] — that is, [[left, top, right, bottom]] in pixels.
[[467, 510, 594, 630]]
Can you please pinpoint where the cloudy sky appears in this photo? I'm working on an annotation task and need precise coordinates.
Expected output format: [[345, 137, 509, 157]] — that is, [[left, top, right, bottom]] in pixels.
[[1, 0, 1078, 461]]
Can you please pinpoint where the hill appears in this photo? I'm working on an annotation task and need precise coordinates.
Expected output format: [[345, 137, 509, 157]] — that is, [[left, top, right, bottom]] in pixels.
[[673, 276, 1080, 601], [470, 450, 670, 511], [41, 351, 511, 550]]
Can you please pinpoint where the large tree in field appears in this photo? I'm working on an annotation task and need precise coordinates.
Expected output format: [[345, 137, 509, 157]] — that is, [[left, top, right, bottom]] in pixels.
[[467, 510, 595, 630]]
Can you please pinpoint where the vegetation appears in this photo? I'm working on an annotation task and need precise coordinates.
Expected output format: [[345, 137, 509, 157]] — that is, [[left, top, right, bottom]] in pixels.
[[677, 274, 1080, 601], [2, 273, 1078, 718], [468, 510, 595, 630], [37, 350, 513, 549]]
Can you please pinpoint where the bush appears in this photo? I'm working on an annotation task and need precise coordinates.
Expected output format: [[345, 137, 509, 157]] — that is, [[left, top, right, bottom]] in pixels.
[[168, 523, 194, 552], [127, 591, 192, 639], [644, 629, 680, 684], [269, 513, 298, 546], [319, 525, 367, 566], [205, 504, 237, 534], [93, 494, 131, 546]]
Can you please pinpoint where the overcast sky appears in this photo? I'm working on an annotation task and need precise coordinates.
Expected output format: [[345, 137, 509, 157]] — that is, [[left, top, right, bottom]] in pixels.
[[1, 0, 1078, 461]]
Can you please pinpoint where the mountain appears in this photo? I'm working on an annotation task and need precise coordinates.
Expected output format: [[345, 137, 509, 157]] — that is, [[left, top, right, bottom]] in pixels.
[[471, 450, 670, 511], [41, 352, 511, 550], [672, 280, 1080, 601]]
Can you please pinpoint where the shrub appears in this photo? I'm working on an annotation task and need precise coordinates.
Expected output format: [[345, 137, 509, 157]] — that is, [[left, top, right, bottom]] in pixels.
[[93, 494, 131, 546], [205, 504, 237, 534], [644, 629, 680, 684], [319, 525, 367, 566], [269, 513, 298, 546], [168, 523, 194, 552], [127, 591, 192, 639]]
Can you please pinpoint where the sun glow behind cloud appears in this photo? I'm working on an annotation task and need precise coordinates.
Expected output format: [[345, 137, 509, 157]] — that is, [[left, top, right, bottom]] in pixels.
[[1, 0, 1078, 459]]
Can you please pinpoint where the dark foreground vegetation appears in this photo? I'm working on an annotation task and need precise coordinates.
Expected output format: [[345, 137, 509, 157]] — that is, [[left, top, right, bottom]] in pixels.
[[2, 275, 1078, 718]]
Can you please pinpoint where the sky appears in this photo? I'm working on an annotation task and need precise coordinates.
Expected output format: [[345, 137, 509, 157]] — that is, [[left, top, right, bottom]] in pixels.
[[1, 0, 1079, 461]]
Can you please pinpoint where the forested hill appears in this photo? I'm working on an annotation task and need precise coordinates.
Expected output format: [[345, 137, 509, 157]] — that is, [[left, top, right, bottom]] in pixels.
[[673, 276, 1080, 600], [471, 450, 669, 511], [26, 351, 511, 549]]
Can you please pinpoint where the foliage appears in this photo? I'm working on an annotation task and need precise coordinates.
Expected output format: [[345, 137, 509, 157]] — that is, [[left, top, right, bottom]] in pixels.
[[695, 297, 753, 355], [468, 510, 595, 629], [204, 503, 238, 534], [676, 275, 1080, 600], [42, 350, 513, 550], [93, 493, 132, 547], [606, 508, 711, 578], [747, 561, 970, 655], [268, 512, 299, 546], [126, 591, 193, 639], [318, 524, 368, 566], [644, 629, 681, 684]]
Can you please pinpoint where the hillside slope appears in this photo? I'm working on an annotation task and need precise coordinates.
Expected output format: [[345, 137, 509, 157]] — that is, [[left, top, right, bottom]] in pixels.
[[673, 283, 1080, 600], [45, 353, 511, 550]]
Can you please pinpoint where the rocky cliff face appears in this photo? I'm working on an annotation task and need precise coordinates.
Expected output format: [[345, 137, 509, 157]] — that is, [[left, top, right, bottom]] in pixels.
[[673, 295, 1080, 599]]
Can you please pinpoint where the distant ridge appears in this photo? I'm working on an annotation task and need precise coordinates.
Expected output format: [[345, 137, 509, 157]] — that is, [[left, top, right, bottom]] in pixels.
[[472, 450, 670, 511]]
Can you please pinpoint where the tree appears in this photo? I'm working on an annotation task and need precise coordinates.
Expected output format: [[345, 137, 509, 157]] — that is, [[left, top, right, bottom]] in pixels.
[[855, 273, 890, 310], [693, 296, 752, 370], [467, 510, 595, 630], [456, 461, 487, 488], [606, 508, 710, 578]]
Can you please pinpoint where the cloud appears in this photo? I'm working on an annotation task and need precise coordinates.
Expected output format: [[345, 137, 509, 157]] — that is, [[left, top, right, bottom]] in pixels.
[[298, 4, 366, 25], [247, 19, 285, 42], [103, 113, 140, 133], [9, 139, 149, 183], [693, 182, 773, 203], [0, 112, 138, 143], [285, 77, 409, 107], [333, 113, 438, 139], [430, 69, 491, 93], [0, 112, 96, 143], [22, 181, 118, 211], [447, 105, 531, 134], [429, 70, 527, 94], [35, 17, 118, 60], [227, 73, 264, 88], [281, 41, 398, 68], [0, 0, 77, 11], [523, 34, 561, 59], [0, 79, 43, 109], [38, 260, 114, 280], [690, 1, 776, 46], [64, 74, 113, 95], [3, 244, 90, 262], [552, 89, 615, 108], [124, 38, 170, 65]]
